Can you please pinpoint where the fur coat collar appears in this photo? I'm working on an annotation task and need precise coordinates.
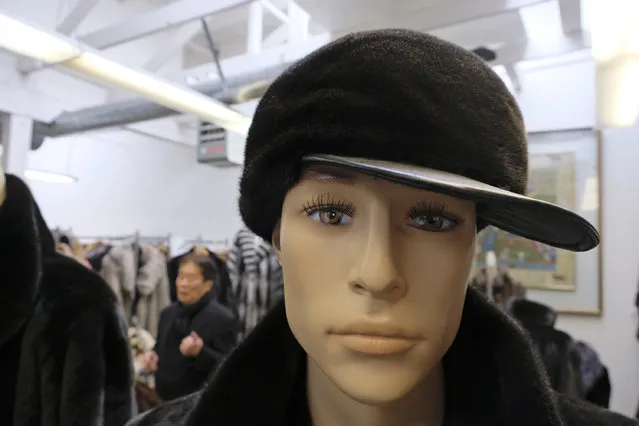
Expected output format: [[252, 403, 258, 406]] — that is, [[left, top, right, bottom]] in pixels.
[[0, 175, 41, 345], [130, 288, 637, 426], [0, 174, 135, 426]]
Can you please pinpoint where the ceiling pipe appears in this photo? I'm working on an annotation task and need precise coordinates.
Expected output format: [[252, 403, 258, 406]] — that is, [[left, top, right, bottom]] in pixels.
[[31, 46, 498, 149], [31, 62, 291, 148]]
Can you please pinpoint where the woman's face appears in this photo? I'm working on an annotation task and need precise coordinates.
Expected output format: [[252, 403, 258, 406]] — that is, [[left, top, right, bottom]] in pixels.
[[176, 261, 212, 305], [275, 165, 477, 405]]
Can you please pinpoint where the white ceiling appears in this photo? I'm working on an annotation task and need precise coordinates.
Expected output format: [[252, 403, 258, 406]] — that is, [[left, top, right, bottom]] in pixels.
[[36, 0, 587, 87], [168, 0, 584, 70]]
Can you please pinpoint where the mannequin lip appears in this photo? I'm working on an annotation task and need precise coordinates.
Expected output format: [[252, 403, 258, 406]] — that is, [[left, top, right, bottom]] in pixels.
[[329, 322, 422, 356], [330, 321, 421, 340], [335, 335, 419, 355]]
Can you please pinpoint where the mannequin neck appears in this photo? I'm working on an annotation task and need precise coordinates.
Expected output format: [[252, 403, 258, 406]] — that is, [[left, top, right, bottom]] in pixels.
[[306, 358, 445, 426]]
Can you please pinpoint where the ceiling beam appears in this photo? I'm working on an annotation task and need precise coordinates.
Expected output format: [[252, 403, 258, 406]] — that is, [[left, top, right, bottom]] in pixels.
[[332, 0, 547, 39], [503, 64, 522, 92], [247, 2, 264, 54], [56, 0, 105, 35], [179, 31, 330, 83], [16, 0, 105, 73], [263, 24, 288, 49], [77, 0, 252, 49], [143, 22, 203, 72], [492, 31, 587, 66], [557, 0, 582, 34]]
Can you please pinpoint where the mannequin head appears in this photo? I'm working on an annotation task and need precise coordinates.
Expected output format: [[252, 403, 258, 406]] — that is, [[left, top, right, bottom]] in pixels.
[[176, 253, 215, 305], [239, 29, 598, 422], [272, 165, 476, 405]]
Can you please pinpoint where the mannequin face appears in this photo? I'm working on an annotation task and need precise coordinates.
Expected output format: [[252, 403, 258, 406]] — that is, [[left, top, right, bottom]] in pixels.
[[176, 261, 213, 305], [274, 165, 476, 405]]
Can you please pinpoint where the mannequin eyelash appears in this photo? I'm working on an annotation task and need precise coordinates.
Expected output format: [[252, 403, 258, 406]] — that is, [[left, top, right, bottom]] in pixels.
[[302, 193, 356, 217], [407, 201, 464, 222]]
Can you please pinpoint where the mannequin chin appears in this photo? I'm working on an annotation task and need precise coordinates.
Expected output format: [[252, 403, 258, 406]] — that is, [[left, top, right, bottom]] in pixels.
[[275, 165, 477, 422], [306, 346, 446, 406], [0, 163, 5, 206]]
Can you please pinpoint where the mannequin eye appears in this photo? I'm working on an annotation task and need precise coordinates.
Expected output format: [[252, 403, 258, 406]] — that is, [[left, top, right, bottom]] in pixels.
[[302, 194, 356, 226], [308, 208, 354, 226], [408, 215, 457, 232], [407, 201, 462, 232]]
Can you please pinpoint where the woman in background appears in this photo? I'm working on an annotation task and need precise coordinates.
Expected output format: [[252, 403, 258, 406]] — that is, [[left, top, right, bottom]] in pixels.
[[142, 253, 238, 402]]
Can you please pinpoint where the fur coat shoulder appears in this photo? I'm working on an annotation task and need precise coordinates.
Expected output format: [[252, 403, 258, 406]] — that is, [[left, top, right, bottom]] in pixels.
[[136, 244, 171, 338], [127, 289, 638, 426], [0, 174, 135, 426], [101, 243, 137, 315], [100, 243, 170, 337]]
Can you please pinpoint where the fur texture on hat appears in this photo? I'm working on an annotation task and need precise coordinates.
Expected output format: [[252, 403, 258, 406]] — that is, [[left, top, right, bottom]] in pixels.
[[239, 28, 527, 242]]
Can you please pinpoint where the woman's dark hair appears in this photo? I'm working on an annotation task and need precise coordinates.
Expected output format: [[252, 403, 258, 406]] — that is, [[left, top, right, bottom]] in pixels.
[[179, 253, 218, 283]]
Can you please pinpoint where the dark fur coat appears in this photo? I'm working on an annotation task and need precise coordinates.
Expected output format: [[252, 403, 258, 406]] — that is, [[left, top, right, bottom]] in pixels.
[[0, 174, 135, 426], [128, 287, 637, 426]]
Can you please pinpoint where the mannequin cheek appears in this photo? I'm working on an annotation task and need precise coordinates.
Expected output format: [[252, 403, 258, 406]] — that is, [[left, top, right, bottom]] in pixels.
[[281, 259, 336, 356]]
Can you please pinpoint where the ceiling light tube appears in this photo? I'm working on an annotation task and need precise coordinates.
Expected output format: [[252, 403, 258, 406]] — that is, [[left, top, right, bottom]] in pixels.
[[24, 169, 77, 184], [0, 11, 251, 135], [0, 13, 82, 63]]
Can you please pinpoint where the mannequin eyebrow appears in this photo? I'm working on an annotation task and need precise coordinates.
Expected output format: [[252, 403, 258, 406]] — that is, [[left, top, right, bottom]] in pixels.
[[300, 168, 357, 186]]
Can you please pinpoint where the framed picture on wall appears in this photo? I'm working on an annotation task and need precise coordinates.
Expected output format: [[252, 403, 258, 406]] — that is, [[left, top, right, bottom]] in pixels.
[[474, 128, 602, 316]]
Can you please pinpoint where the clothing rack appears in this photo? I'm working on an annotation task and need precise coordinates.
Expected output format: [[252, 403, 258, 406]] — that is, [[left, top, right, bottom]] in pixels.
[[185, 235, 229, 247], [75, 233, 225, 246], [76, 232, 171, 245]]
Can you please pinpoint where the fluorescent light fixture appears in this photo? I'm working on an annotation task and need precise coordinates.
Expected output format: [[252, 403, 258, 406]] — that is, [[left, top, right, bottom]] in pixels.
[[64, 53, 251, 135], [0, 11, 251, 136], [24, 169, 77, 184], [591, 0, 639, 128], [0, 13, 81, 63]]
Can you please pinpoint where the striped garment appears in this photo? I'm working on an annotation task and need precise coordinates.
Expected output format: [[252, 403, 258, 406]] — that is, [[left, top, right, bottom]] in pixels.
[[227, 228, 283, 340]]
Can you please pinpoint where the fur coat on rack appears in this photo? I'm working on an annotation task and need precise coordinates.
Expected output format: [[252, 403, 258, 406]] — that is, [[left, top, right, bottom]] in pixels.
[[0, 174, 135, 426], [100, 244, 171, 337], [227, 228, 283, 339]]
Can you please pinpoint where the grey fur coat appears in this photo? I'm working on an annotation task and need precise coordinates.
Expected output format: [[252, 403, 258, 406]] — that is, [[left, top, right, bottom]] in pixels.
[[100, 244, 171, 337]]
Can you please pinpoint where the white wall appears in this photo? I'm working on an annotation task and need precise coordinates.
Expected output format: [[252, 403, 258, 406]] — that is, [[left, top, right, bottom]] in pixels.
[[558, 124, 639, 416], [0, 0, 245, 242], [512, 51, 639, 416], [28, 130, 243, 242]]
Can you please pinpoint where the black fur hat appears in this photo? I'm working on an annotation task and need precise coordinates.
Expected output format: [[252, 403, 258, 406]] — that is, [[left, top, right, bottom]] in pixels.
[[238, 29, 598, 251]]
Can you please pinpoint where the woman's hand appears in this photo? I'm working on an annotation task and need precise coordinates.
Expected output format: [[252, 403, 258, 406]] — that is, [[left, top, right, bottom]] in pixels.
[[142, 351, 159, 373], [180, 332, 204, 357]]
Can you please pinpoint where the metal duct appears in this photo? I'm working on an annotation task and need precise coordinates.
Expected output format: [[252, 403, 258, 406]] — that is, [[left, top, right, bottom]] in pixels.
[[31, 62, 292, 146], [28, 43, 497, 150]]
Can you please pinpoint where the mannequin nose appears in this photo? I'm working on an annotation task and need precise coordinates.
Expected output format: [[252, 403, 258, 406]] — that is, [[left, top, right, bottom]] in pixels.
[[348, 226, 406, 300]]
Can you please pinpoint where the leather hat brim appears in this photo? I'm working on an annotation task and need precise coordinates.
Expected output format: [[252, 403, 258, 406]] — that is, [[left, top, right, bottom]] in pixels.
[[302, 154, 599, 252]]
